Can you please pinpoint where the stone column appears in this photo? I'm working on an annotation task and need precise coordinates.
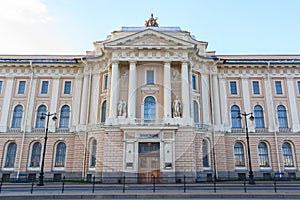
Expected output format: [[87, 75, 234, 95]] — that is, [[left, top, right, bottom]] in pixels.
[[25, 76, 37, 132], [80, 71, 90, 125], [219, 75, 230, 131], [0, 76, 14, 132], [72, 74, 83, 129], [201, 72, 210, 125], [108, 61, 119, 119], [287, 76, 300, 132], [241, 76, 254, 132], [89, 66, 100, 124], [164, 61, 172, 119], [49, 76, 60, 132], [128, 61, 137, 119], [212, 73, 221, 130], [181, 62, 191, 121]]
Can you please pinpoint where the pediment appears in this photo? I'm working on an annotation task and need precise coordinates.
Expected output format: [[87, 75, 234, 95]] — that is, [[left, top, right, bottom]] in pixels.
[[104, 29, 196, 49]]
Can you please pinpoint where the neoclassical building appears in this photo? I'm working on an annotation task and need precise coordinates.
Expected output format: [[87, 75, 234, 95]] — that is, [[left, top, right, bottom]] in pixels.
[[1, 17, 300, 182]]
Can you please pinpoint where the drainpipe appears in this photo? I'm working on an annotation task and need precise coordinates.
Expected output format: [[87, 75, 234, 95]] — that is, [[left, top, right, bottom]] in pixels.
[[17, 61, 34, 179], [266, 62, 282, 174], [81, 58, 92, 180]]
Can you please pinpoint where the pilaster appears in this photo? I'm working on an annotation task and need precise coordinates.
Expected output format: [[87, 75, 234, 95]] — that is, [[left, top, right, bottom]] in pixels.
[[128, 61, 137, 120], [0, 76, 14, 132], [286, 76, 300, 132]]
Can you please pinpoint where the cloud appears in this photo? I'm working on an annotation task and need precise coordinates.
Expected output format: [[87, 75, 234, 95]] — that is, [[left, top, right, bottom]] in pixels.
[[0, 0, 53, 24]]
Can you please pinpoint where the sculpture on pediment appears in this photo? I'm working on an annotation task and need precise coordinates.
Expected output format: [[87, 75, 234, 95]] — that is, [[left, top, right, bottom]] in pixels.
[[172, 97, 182, 117], [144, 13, 159, 27]]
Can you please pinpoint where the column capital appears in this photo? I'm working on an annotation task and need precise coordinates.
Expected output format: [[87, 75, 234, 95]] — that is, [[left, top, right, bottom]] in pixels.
[[164, 61, 171, 65], [286, 75, 295, 80], [129, 60, 137, 65], [111, 60, 119, 65]]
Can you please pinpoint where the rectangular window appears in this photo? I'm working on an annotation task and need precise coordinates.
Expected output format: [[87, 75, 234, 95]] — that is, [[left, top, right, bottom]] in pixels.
[[0, 80, 2, 94], [192, 75, 197, 90], [146, 70, 154, 84], [104, 74, 108, 90], [64, 81, 71, 94], [41, 81, 49, 94], [230, 81, 237, 95], [252, 81, 260, 94], [18, 81, 26, 94], [275, 81, 283, 94], [297, 81, 300, 95]]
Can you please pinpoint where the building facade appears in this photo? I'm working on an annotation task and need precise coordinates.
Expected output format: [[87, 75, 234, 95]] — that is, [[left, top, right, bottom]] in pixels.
[[1, 22, 300, 182]]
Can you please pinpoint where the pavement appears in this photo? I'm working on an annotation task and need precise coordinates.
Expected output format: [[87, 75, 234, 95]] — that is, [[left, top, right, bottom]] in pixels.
[[1, 181, 300, 199]]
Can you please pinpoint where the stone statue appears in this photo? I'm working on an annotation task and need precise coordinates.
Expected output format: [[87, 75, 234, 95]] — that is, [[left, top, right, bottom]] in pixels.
[[144, 13, 159, 27], [118, 98, 127, 117], [172, 97, 182, 117]]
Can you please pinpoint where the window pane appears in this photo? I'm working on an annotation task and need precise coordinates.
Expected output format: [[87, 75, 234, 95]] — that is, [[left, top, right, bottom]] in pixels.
[[234, 142, 245, 167], [252, 81, 260, 94], [0, 80, 2, 94], [258, 142, 269, 167], [230, 81, 237, 95], [277, 105, 288, 128], [298, 81, 300, 95], [90, 139, 97, 168], [35, 105, 47, 128], [41, 81, 49, 94], [18, 81, 26, 94], [275, 81, 283, 94], [55, 142, 66, 167], [11, 105, 23, 128], [254, 105, 265, 128], [202, 140, 210, 167], [146, 70, 154, 84], [144, 96, 156, 122], [282, 142, 294, 167], [231, 105, 241, 128], [59, 105, 70, 128], [4, 142, 17, 168], [193, 101, 199, 123], [192, 75, 196, 90], [64, 81, 71, 94], [104, 75, 108, 90], [101, 101, 106, 123], [30, 142, 42, 167]]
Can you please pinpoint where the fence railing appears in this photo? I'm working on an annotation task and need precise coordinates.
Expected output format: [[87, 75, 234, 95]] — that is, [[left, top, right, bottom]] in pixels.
[[0, 176, 300, 194]]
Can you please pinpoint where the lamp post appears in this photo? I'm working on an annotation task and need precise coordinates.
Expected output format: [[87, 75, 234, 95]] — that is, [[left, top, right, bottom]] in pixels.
[[37, 112, 57, 186], [237, 112, 255, 185]]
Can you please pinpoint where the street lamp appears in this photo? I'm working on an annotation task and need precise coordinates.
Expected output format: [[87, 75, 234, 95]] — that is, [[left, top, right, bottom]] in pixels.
[[237, 112, 255, 185], [37, 112, 57, 186]]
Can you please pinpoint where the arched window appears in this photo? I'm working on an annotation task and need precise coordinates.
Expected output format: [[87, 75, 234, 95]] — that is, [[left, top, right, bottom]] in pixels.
[[202, 139, 210, 168], [29, 142, 42, 167], [234, 142, 245, 167], [4, 142, 17, 168], [59, 105, 70, 128], [282, 142, 294, 167], [89, 139, 97, 168], [254, 105, 265, 128], [101, 101, 106, 123], [54, 142, 66, 167], [231, 105, 241, 128], [193, 101, 200, 123], [11, 105, 23, 128], [277, 105, 288, 128], [258, 142, 269, 167], [35, 105, 46, 128], [144, 96, 156, 122]]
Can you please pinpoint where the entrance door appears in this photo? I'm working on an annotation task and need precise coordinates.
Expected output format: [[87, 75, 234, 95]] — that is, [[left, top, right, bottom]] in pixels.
[[138, 142, 160, 183]]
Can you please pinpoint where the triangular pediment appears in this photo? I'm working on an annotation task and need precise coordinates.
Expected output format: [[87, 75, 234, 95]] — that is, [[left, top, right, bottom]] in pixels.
[[104, 29, 196, 49]]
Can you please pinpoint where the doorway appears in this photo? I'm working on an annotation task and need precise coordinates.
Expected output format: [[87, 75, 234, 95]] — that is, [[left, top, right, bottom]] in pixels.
[[138, 142, 160, 183]]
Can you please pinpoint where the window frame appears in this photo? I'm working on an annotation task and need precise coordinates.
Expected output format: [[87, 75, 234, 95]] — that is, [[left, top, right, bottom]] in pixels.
[[230, 81, 238, 95], [0, 80, 3, 94], [63, 81, 72, 95], [202, 139, 210, 168], [17, 80, 26, 94], [11, 104, 23, 128], [234, 142, 246, 168], [59, 105, 70, 128], [3, 142, 17, 169], [282, 142, 295, 168], [252, 81, 260, 95], [101, 100, 107, 123], [275, 80, 283, 95], [231, 105, 241, 128], [258, 142, 270, 168], [143, 96, 156, 122], [254, 105, 265, 128], [192, 74, 197, 90], [35, 105, 47, 128], [40, 81, 49, 94], [146, 70, 155, 85], [103, 74, 108, 90], [53, 142, 67, 170], [277, 105, 288, 128], [89, 139, 97, 169], [28, 142, 42, 169]]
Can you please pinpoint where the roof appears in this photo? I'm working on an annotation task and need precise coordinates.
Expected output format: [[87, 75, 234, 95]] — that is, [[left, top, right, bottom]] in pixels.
[[215, 55, 300, 64], [0, 55, 84, 63]]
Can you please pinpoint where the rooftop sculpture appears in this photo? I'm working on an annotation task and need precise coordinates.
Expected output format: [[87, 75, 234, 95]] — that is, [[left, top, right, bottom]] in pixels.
[[144, 13, 158, 27]]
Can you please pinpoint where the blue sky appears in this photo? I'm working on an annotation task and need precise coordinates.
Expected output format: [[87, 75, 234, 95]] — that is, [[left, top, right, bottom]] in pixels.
[[0, 0, 299, 55]]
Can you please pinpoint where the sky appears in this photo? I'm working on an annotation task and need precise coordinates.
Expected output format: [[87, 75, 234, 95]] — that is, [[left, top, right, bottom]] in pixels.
[[0, 0, 299, 55]]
